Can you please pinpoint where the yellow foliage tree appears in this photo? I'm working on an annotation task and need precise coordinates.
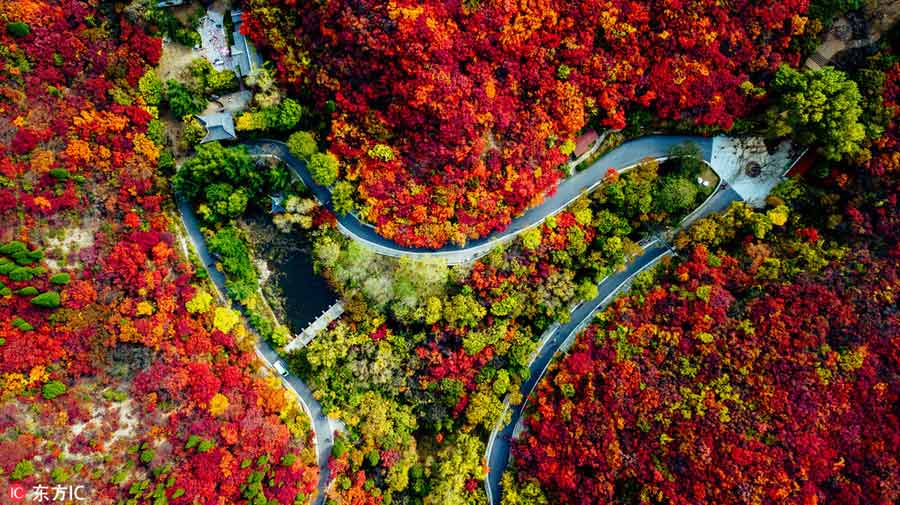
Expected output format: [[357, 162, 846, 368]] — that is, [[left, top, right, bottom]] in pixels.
[[767, 205, 790, 227], [135, 301, 154, 316], [213, 307, 240, 333], [209, 392, 230, 416], [186, 288, 213, 314]]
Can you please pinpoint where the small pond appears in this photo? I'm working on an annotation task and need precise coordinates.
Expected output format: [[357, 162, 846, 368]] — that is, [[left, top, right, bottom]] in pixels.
[[274, 249, 337, 332]]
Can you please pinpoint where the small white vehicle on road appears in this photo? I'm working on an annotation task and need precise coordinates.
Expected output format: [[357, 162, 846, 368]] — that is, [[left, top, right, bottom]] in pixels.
[[274, 360, 289, 377]]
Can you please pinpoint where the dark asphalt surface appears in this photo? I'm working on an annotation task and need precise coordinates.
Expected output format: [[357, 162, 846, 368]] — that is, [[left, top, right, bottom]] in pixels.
[[245, 135, 713, 258], [484, 186, 740, 504], [183, 135, 736, 505], [176, 198, 333, 504]]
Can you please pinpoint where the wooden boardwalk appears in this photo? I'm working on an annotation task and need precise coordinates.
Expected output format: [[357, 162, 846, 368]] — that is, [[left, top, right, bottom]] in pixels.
[[283, 301, 345, 352]]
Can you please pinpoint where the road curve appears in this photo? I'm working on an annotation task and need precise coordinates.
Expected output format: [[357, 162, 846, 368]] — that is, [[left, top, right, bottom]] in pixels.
[[184, 134, 728, 504], [176, 198, 333, 505], [244, 135, 713, 264], [483, 186, 740, 504]]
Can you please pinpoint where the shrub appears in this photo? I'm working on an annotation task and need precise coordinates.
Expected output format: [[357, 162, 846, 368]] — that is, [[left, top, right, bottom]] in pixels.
[[6, 22, 30, 38], [41, 380, 67, 399], [31, 291, 61, 308], [17, 286, 39, 296], [308, 152, 339, 187], [287, 131, 318, 160], [50, 273, 70, 285]]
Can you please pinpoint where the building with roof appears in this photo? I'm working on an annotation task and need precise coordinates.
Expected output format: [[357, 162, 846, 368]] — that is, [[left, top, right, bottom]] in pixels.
[[230, 10, 264, 78], [269, 194, 286, 214], [195, 112, 237, 143], [572, 129, 600, 159]]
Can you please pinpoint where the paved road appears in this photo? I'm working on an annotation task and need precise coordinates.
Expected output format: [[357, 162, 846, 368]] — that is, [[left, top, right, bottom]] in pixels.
[[176, 198, 333, 505], [245, 135, 713, 264], [483, 185, 740, 504], [183, 135, 733, 505]]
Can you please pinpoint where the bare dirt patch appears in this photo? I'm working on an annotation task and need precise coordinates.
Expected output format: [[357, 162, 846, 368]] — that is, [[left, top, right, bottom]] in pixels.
[[156, 41, 201, 82]]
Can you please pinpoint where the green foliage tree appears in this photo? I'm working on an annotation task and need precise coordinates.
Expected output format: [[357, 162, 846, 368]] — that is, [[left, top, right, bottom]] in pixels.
[[308, 152, 339, 186], [655, 176, 698, 213], [807, 0, 861, 25], [287, 131, 318, 161], [138, 70, 163, 106], [165, 80, 206, 118], [313, 235, 342, 270], [332, 437, 349, 458], [576, 279, 598, 301], [367, 144, 395, 161], [10, 460, 35, 480], [174, 142, 259, 200], [521, 227, 542, 250], [31, 291, 60, 308], [207, 227, 258, 302], [146, 119, 166, 145], [6, 22, 30, 38], [269, 98, 304, 131], [426, 435, 487, 505], [41, 380, 67, 399], [185, 288, 213, 314], [331, 181, 356, 215], [18, 286, 39, 296], [50, 272, 71, 286], [443, 292, 486, 329], [182, 116, 206, 147], [668, 142, 704, 178], [200, 182, 248, 222], [765, 65, 865, 161], [187, 58, 238, 95], [500, 473, 548, 505]]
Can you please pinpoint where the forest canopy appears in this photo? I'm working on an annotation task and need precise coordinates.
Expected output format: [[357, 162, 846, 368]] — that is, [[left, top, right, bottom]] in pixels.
[[243, 0, 811, 247]]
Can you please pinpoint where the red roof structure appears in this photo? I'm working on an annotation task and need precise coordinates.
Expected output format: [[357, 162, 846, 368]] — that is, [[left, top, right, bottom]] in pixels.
[[572, 129, 599, 158]]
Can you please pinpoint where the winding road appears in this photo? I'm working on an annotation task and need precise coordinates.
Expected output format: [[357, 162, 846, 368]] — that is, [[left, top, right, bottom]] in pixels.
[[245, 135, 713, 264], [482, 184, 741, 504], [179, 132, 764, 505], [176, 198, 334, 505]]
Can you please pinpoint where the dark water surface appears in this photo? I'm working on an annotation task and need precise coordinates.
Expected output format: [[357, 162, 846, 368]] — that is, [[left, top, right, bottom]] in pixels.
[[275, 250, 336, 332]]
